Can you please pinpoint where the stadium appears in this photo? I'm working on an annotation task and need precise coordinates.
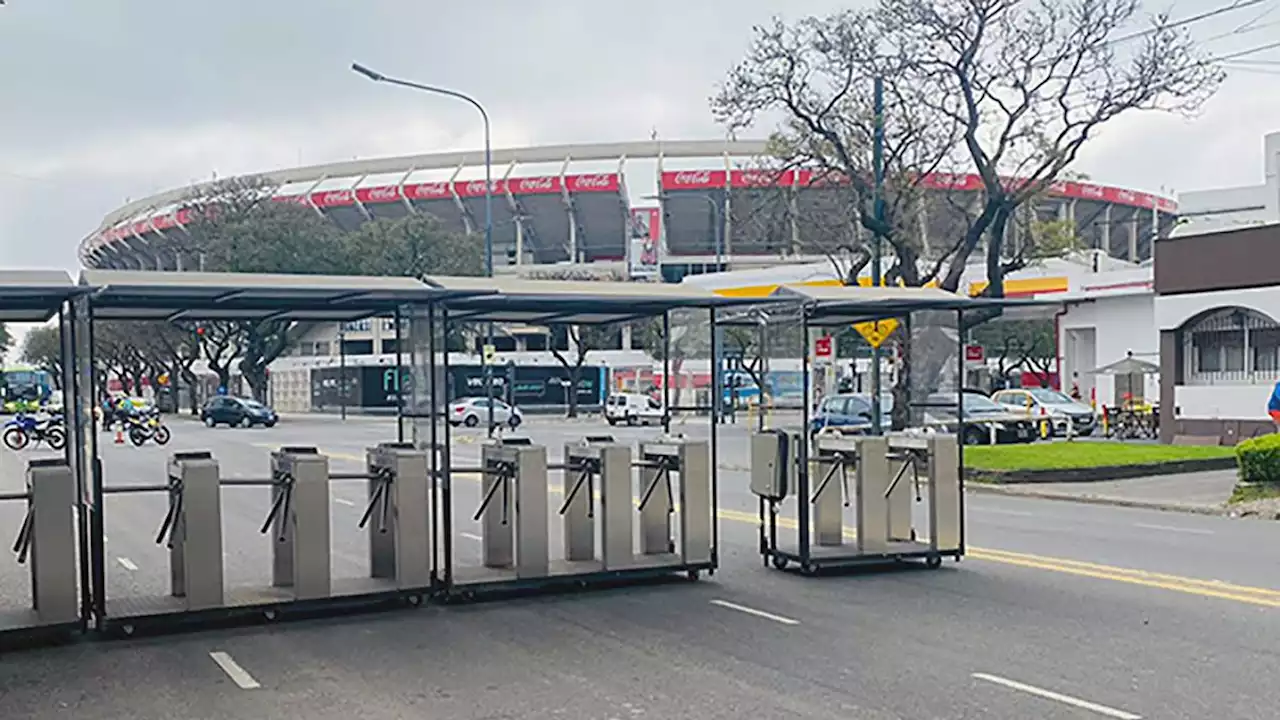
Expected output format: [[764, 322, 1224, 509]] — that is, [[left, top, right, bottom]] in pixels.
[[80, 139, 1178, 409]]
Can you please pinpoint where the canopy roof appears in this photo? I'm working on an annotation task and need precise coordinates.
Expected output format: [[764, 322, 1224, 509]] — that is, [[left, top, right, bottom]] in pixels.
[[1088, 354, 1160, 376], [768, 284, 1039, 325], [431, 276, 752, 324], [0, 270, 85, 322], [79, 270, 484, 322]]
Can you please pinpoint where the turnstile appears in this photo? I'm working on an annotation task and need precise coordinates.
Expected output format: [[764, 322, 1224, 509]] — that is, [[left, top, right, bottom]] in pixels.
[[477, 438, 549, 579], [165, 451, 224, 610], [637, 437, 712, 567], [12, 459, 79, 626], [366, 442, 431, 589], [750, 430, 962, 573], [561, 436, 632, 570], [269, 447, 331, 600]]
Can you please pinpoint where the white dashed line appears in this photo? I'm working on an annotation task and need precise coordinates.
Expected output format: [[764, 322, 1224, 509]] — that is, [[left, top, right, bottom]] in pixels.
[[1133, 522, 1213, 536], [460, 532, 483, 541], [709, 599, 800, 626], [335, 498, 356, 507], [209, 651, 261, 690], [973, 673, 1141, 719], [116, 557, 138, 571]]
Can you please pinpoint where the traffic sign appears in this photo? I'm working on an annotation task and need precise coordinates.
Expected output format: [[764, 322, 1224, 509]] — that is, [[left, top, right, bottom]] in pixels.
[[813, 335, 833, 359], [483, 344, 496, 364], [853, 319, 898, 348]]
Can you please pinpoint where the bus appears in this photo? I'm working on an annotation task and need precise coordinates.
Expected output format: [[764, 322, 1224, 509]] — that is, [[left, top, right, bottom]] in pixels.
[[1, 366, 54, 413]]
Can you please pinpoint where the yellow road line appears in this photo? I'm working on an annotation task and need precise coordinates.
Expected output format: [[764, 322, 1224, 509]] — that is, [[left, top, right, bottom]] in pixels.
[[294, 445, 1280, 607]]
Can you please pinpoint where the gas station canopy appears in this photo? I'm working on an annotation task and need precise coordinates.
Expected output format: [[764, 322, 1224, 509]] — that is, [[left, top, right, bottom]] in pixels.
[[768, 284, 1042, 324]]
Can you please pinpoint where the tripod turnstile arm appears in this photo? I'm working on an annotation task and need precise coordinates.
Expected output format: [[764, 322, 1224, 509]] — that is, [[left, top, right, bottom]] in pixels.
[[358, 469, 393, 533], [557, 467, 594, 518], [154, 478, 185, 549], [259, 472, 295, 542], [11, 504, 33, 565], [637, 464, 671, 513], [472, 462, 513, 525]]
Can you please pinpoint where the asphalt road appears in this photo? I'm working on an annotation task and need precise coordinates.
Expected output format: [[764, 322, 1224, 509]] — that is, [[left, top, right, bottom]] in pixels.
[[1, 414, 1278, 719]]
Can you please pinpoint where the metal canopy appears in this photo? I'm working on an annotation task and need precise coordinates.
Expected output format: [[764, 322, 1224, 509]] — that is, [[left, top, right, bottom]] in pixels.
[[79, 269, 489, 322], [768, 284, 1038, 325], [429, 276, 749, 324], [0, 270, 85, 322]]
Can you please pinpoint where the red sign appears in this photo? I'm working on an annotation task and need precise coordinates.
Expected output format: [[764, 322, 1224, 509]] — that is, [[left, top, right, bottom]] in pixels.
[[814, 335, 833, 359], [310, 189, 357, 208], [661, 170, 727, 190], [965, 345, 985, 363], [453, 179, 508, 198], [565, 173, 620, 193], [356, 185, 403, 204], [511, 176, 561, 195], [403, 181, 452, 201]]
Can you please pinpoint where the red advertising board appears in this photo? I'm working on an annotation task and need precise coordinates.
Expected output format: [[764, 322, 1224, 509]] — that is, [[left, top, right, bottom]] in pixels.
[[965, 345, 985, 364], [815, 335, 833, 359]]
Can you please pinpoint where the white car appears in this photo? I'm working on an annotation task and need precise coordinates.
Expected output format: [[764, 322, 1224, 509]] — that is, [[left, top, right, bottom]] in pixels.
[[448, 397, 522, 428], [605, 392, 664, 426]]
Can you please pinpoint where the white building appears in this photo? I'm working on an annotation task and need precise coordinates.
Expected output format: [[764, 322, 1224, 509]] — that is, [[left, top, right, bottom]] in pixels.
[[1173, 131, 1280, 237]]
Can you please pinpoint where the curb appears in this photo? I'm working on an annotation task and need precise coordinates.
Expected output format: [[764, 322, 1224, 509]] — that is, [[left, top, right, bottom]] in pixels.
[[966, 483, 1230, 516], [967, 456, 1238, 485]]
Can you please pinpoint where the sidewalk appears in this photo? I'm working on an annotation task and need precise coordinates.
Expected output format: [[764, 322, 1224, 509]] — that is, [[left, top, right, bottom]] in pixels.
[[970, 469, 1239, 515]]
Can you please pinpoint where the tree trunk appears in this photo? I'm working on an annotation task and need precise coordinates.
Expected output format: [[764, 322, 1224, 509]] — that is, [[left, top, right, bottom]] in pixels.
[[243, 364, 269, 403], [566, 365, 582, 418]]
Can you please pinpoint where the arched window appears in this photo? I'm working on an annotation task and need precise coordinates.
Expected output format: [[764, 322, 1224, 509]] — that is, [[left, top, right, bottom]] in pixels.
[[1183, 307, 1280, 385]]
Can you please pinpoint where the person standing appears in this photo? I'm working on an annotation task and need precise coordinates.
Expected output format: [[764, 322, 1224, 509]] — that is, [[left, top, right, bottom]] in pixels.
[[1268, 378, 1280, 431]]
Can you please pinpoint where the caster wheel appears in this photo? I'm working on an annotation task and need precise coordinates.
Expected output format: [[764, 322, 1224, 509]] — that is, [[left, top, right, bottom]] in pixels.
[[771, 556, 789, 570], [925, 555, 943, 570], [408, 594, 422, 606], [800, 563, 816, 576], [121, 624, 135, 637], [264, 609, 278, 621], [686, 570, 701, 582]]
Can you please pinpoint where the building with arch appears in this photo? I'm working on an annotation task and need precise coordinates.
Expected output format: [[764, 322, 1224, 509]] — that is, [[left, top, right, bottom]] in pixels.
[[1157, 224, 1280, 443]]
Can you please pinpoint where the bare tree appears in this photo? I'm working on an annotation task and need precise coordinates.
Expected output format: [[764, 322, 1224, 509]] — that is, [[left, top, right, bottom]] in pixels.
[[883, 0, 1222, 298]]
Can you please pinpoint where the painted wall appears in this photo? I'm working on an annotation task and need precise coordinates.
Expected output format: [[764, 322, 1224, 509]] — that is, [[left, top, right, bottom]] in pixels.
[[1059, 292, 1158, 406]]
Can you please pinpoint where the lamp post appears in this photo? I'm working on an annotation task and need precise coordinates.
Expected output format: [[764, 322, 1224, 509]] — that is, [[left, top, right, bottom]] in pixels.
[[351, 62, 497, 434]]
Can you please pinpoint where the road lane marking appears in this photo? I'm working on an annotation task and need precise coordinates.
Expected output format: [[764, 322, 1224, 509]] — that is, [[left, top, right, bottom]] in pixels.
[[460, 532, 483, 541], [1133, 522, 1214, 535], [116, 557, 138, 571], [209, 651, 261, 690], [972, 673, 1141, 719], [335, 498, 356, 507], [710, 599, 800, 625]]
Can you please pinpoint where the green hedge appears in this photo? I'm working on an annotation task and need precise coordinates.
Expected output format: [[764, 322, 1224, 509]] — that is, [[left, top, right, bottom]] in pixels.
[[1235, 434, 1280, 483]]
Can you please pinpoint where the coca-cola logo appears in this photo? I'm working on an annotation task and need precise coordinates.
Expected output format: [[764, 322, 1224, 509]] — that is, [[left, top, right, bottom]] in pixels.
[[674, 170, 713, 186], [1116, 190, 1135, 202], [365, 186, 400, 202], [1080, 184, 1104, 198], [407, 182, 449, 200], [516, 177, 556, 193], [738, 171, 771, 185], [321, 190, 355, 205], [465, 180, 491, 196], [571, 174, 614, 191]]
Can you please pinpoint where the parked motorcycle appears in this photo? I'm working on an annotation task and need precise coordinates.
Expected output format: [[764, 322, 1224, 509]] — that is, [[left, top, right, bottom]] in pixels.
[[3, 412, 66, 451], [125, 412, 170, 447]]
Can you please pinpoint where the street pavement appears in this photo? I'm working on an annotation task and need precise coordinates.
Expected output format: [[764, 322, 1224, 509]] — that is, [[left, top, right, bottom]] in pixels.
[[1, 414, 1278, 719], [975, 469, 1240, 512]]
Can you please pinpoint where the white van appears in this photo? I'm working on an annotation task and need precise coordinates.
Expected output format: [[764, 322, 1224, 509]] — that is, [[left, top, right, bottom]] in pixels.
[[605, 392, 664, 426]]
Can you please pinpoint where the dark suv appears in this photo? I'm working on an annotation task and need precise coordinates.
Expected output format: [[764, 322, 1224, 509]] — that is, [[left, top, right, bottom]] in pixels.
[[201, 396, 278, 428]]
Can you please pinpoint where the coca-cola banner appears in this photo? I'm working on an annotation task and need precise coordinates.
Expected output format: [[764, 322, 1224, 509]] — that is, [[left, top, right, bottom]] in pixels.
[[628, 207, 661, 278]]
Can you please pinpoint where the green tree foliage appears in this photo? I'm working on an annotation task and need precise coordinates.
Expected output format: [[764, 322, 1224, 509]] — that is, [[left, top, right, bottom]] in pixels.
[[20, 325, 62, 389], [970, 318, 1056, 388], [172, 177, 485, 401], [0, 323, 10, 362]]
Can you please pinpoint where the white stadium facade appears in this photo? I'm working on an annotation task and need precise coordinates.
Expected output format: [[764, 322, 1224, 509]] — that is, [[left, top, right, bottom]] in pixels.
[[80, 139, 1178, 410]]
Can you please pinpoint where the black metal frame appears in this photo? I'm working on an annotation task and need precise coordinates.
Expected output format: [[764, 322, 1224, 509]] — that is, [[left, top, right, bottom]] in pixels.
[[717, 286, 1025, 575], [427, 293, 735, 599]]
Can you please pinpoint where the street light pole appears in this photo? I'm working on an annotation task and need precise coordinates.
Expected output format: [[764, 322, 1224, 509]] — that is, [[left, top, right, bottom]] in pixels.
[[351, 62, 497, 435], [870, 74, 886, 436]]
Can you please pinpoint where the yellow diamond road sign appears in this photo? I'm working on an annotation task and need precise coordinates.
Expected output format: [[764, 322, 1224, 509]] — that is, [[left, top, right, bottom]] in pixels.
[[853, 319, 898, 348]]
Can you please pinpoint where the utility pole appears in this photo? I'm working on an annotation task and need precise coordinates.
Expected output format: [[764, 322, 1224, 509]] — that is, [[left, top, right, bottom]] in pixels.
[[870, 74, 886, 436]]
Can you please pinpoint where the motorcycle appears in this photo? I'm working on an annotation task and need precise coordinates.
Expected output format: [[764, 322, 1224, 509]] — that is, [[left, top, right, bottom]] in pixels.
[[125, 412, 171, 447], [3, 412, 66, 451]]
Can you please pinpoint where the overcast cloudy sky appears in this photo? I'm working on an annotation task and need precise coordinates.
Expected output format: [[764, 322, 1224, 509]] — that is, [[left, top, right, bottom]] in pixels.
[[1, 0, 1278, 274]]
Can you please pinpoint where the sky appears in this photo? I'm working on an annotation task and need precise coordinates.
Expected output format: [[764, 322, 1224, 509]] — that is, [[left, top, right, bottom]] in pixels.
[[1, 0, 1279, 280]]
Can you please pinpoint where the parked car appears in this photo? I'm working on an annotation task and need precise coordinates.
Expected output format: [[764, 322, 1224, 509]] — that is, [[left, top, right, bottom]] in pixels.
[[808, 393, 892, 437], [992, 387, 1096, 436], [921, 392, 1038, 445], [201, 396, 278, 428], [448, 397, 522, 429], [605, 392, 664, 426]]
